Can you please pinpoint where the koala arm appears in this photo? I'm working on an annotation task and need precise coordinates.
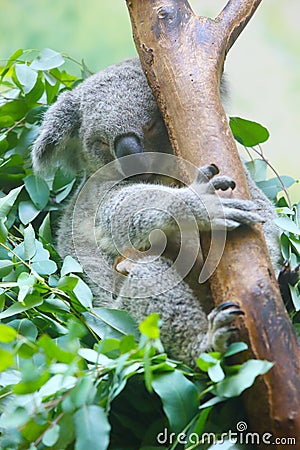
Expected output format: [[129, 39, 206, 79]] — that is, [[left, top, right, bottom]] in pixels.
[[96, 165, 262, 256]]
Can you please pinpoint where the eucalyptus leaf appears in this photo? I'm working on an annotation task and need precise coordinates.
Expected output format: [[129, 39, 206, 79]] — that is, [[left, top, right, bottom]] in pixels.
[[73, 277, 93, 309], [139, 313, 160, 339], [83, 308, 139, 340], [15, 64, 38, 94], [0, 218, 8, 244], [18, 200, 40, 225], [274, 217, 300, 235], [30, 48, 65, 71], [0, 296, 43, 319], [214, 360, 273, 398], [24, 174, 50, 210], [39, 213, 52, 243], [74, 405, 111, 450], [61, 256, 83, 276], [0, 323, 17, 342], [0, 186, 23, 219], [24, 224, 36, 260], [152, 370, 199, 433], [208, 361, 225, 382], [42, 424, 60, 447], [229, 117, 269, 146], [0, 259, 14, 277]]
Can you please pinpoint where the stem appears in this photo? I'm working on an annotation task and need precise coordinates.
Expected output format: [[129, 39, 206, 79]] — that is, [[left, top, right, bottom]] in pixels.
[[250, 145, 292, 208]]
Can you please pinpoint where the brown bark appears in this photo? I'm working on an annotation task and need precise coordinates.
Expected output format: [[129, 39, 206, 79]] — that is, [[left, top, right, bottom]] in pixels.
[[125, 0, 300, 445]]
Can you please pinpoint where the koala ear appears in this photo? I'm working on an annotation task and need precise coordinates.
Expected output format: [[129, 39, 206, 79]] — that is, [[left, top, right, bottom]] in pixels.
[[32, 90, 81, 174]]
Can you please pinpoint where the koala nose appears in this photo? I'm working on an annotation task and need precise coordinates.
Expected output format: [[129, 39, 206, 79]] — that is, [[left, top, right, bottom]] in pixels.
[[114, 135, 148, 177]]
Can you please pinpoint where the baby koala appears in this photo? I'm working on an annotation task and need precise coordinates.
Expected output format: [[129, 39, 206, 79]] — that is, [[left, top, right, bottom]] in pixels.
[[32, 58, 281, 365]]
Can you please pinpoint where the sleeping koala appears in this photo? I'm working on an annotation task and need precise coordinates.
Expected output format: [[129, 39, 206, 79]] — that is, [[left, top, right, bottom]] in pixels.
[[32, 58, 282, 365]]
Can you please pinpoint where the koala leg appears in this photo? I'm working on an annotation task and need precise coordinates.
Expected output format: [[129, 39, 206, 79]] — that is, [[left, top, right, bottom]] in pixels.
[[114, 255, 241, 365]]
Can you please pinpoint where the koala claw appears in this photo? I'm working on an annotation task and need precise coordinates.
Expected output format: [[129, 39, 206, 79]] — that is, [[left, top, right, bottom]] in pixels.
[[195, 164, 219, 182], [205, 302, 244, 353]]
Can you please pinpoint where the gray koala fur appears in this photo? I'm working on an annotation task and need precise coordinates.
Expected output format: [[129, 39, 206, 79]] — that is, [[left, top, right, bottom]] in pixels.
[[32, 58, 282, 365]]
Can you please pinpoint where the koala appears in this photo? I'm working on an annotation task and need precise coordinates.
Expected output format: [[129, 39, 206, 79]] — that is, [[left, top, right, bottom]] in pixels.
[[32, 58, 282, 365]]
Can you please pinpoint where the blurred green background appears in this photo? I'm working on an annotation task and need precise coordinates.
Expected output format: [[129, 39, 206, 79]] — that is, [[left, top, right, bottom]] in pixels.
[[1, 0, 299, 199]]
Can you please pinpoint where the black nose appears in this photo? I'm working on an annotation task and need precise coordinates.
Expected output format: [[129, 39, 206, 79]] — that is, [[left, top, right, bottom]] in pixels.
[[114, 135, 148, 177]]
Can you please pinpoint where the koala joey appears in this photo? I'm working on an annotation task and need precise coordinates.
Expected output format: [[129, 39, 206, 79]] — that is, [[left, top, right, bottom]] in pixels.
[[32, 58, 282, 365]]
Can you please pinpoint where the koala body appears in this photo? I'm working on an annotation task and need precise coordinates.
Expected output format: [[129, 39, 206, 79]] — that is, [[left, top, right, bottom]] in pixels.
[[32, 58, 281, 365]]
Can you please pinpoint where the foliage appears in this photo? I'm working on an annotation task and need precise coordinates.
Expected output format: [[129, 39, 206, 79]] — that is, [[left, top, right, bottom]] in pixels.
[[0, 49, 299, 449]]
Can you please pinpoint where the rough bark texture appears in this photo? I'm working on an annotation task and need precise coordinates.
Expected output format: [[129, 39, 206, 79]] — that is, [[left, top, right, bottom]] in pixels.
[[126, 0, 300, 445]]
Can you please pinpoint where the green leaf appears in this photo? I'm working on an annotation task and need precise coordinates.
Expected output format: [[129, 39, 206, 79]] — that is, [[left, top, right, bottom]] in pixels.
[[51, 414, 75, 450], [289, 235, 300, 254], [139, 313, 160, 339], [245, 159, 267, 182], [224, 342, 248, 358], [289, 284, 300, 311], [38, 335, 74, 363], [152, 370, 199, 433], [15, 64, 38, 94], [68, 376, 97, 408], [39, 213, 52, 243], [31, 259, 57, 275], [0, 100, 28, 121], [24, 174, 50, 210], [42, 424, 60, 447], [0, 348, 14, 371], [274, 217, 300, 235], [196, 352, 221, 372], [1, 48, 23, 76], [0, 219, 8, 244], [83, 308, 139, 340], [17, 272, 36, 302], [61, 256, 83, 276], [0, 259, 14, 277], [0, 406, 29, 428], [0, 323, 17, 342], [214, 360, 273, 398], [208, 361, 225, 382], [30, 48, 65, 70], [13, 371, 50, 394], [24, 224, 36, 260], [9, 318, 38, 341], [39, 374, 76, 397], [257, 176, 295, 201], [74, 405, 111, 450], [0, 115, 15, 127], [0, 186, 23, 219], [57, 275, 79, 292], [73, 277, 93, 309], [229, 117, 269, 146], [18, 200, 40, 225], [0, 295, 43, 319]]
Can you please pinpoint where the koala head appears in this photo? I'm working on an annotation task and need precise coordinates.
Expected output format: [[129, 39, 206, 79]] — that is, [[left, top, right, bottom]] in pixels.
[[32, 58, 172, 177]]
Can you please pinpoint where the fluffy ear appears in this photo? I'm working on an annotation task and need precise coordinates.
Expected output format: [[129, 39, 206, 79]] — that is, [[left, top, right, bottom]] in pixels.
[[32, 90, 81, 174]]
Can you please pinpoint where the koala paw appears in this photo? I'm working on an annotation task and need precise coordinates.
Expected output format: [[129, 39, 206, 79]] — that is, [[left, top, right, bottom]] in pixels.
[[205, 301, 244, 353], [191, 164, 264, 231]]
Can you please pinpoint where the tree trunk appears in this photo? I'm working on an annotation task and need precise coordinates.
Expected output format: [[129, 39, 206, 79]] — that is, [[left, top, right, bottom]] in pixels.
[[125, 0, 300, 445]]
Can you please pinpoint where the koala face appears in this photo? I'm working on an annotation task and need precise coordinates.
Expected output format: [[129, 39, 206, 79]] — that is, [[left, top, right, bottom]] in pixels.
[[32, 58, 172, 176]]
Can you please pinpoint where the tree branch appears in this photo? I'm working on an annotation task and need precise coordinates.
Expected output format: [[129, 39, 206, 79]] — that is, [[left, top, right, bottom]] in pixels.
[[126, 0, 300, 442], [218, 0, 263, 53]]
